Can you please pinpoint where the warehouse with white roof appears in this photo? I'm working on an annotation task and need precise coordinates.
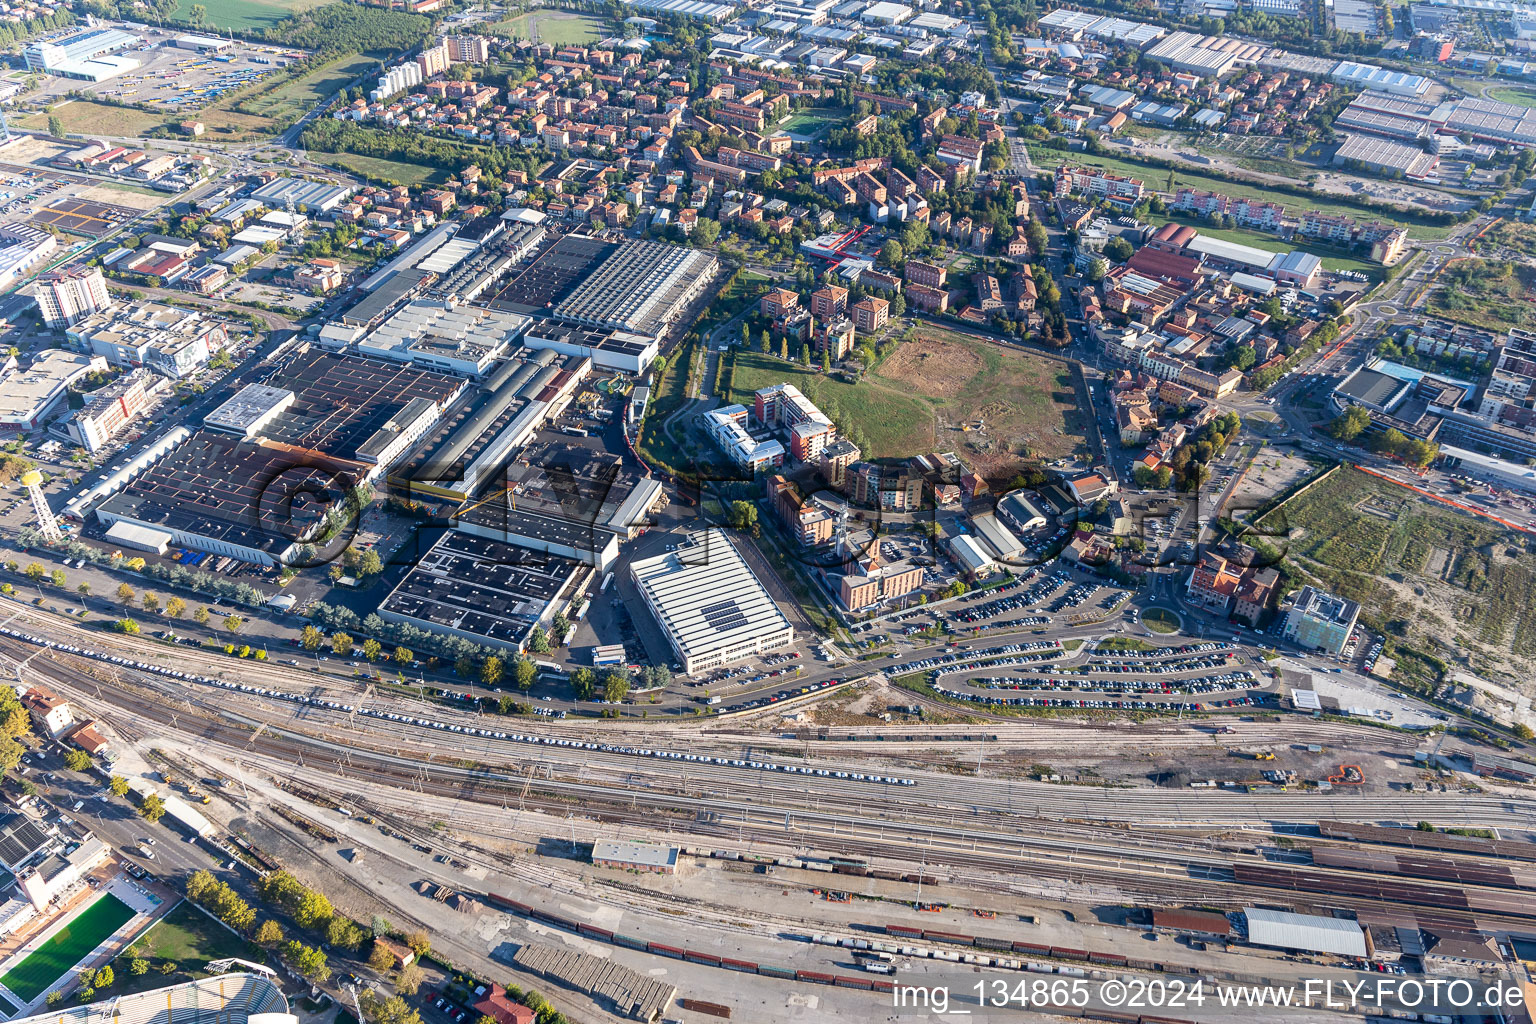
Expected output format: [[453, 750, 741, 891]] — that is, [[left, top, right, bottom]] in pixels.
[[629, 529, 794, 675], [1244, 907, 1367, 957]]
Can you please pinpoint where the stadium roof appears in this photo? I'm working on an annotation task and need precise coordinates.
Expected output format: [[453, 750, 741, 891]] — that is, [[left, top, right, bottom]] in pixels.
[[8, 974, 290, 1024], [1245, 908, 1367, 956]]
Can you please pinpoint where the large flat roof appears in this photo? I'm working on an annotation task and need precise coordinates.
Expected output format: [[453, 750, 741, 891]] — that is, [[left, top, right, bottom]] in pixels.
[[629, 529, 792, 667], [379, 529, 582, 648], [1245, 907, 1366, 957], [1335, 365, 1411, 410]]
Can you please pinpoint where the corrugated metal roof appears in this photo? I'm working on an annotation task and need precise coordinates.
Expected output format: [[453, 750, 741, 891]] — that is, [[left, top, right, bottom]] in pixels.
[[1244, 908, 1367, 956]]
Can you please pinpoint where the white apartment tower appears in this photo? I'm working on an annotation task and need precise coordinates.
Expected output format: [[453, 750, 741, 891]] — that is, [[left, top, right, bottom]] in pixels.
[[35, 265, 111, 327]]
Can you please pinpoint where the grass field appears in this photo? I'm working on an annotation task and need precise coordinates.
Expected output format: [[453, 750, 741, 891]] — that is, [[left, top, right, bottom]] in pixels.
[[868, 327, 1089, 478], [1488, 86, 1536, 109], [169, 0, 334, 32], [1257, 465, 1536, 682], [1481, 218, 1536, 258], [313, 152, 448, 186], [488, 10, 607, 44], [18, 102, 167, 137], [1, 895, 136, 1003], [1142, 609, 1181, 634], [1427, 259, 1536, 332], [727, 349, 935, 459], [138, 902, 250, 968], [778, 106, 847, 136], [1031, 144, 1456, 241], [238, 52, 377, 124], [1148, 213, 1385, 280]]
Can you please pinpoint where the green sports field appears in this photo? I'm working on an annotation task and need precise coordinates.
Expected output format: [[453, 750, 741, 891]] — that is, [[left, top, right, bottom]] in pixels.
[[1, 895, 136, 1004]]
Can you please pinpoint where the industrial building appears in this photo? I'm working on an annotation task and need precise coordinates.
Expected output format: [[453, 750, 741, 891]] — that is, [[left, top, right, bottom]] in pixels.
[[1243, 907, 1367, 957], [591, 840, 680, 874], [629, 529, 794, 674], [378, 530, 587, 653], [357, 300, 531, 376], [1333, 133, 1439, 176], [998, 489, 1050, 532], [0, 350, 108, 433], [249, 176, 354, 215], [550, 239, 719, 339], [1282, 585, 1360, 655], [520, 322, 659, 375], [456, 443, 661, 569], [93, 430, 359, 566], [233, 349, 468, 474], [948, 533, 996, 578], [1330, 60, 1431, 96], [24, 27, 141, 80], [387, 350, 590, 502]]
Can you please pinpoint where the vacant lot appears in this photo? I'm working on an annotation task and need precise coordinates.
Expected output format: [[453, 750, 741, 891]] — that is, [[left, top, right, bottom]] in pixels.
[[19, 101, 167, 138], [238, 52, 376, 124], [1488, 86, 1536, 109], [1, 894, 136, 1003], [1481, 218, 1536, 258], [870, 328, 1089, 478], [1257, 465, 1535, 686], [1427, 259, 1536, 332], [488, 10, 607, 43], [170, 0, 334, 31], [1032, 144, 1456, 240], [728, 349, 934, 458], [314, 151, 448, 186]]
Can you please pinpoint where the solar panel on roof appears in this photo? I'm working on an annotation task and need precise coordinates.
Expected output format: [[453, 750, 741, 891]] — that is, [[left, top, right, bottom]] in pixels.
[[700, 598, 749, 634]]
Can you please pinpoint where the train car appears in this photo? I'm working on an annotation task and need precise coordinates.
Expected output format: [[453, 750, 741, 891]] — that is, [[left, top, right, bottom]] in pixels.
[[685, 950, 723, 966], [485, 893, 531, 914], [614, 933, 648, 950], [870, 979, 896, 993], [1013, 941, 1052, 956], [832, 864, 871, 876], [922, 930, 975, 944], [1090, 952, 1128, 966], [829, 856, 869, 868], [976, 936, 1013, 951], [648, 943, 685, 959], [578, 924, 614, 940], [796, 970, 836, 984], [886, 925, 923, 938], [838, 973, 878, 986], [1051, 947, 1090, 961], [722, 957, 758, 973], [757, 965, 795, 980]]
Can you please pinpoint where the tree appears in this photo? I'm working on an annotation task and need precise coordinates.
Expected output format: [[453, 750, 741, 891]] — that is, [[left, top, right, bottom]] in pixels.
[[603, 667, 630, 705], [481, 655, 503, 687], [359, 993, 422, 1024], [1329, 405, 1371, 442], [728, 500, 759, 534], [326, 917, 365, 952], [293, 890, 334, 930], [332, 632, 353, 656], [514, 658, 536, 692], [404, 932, 431, 957], [1515, 723, 1534, 741], [570, 667, 596, 701], [1155, 466, 1173, 489], [139, 793, 166, 823], [527, 626, 549, 654], [359, 549, 384, 577], [47, 115, 63, 139], [0, 738, 22, 776], [393, 647, 414, 666], [879, 239, 904, 266], [362, 638, 383, 662], [164, 596, 186, 619], [77, 582, 90, 596], [255, 920, 284, 947], [551, 611, 570, 645], [109, 776, 129, 797], [116, 583, 135, 605], [367, 943, 394, 972], [64, 749, 92, 772], [395, 964, 425, 996], [114, 618, 140, 635], [300, 625, 323, 650], [189, 2, 207, 26], [128, 959, 149, 977], [1103, 237, 1134, 262], [194, 606, 210, 626], [141, 592, 160, 614], [223, 614, 243, 634], [94, 966, 113, 989], [283, 941, 329, 982], [49, 569, 65, 588]]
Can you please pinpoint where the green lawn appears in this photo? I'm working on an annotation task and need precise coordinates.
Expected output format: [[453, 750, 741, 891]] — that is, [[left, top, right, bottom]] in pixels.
[[778, 106, 848, 136], [488, 10, 607, 44], [727, 349, 935, 458], [170, 0, 336, 32], [1149, 213, 1386, 280], [1032, 144, 1456, 240], [314, 152, 450, 186], [1, 895, 136, 1003], [1487, 86, 1536, 109], [137, 902, 250, 968], [239, 52, 377, 123], [1143, 608, 1181, 634]]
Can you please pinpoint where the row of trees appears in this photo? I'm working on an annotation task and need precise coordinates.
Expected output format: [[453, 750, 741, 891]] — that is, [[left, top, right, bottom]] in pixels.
[[1327, 406, 1438, 468]]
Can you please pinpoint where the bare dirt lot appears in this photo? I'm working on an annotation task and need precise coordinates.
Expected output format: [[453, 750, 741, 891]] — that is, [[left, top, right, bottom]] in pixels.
[[871, 328, 1090, 481], [1227, 446, 1326, 522]]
